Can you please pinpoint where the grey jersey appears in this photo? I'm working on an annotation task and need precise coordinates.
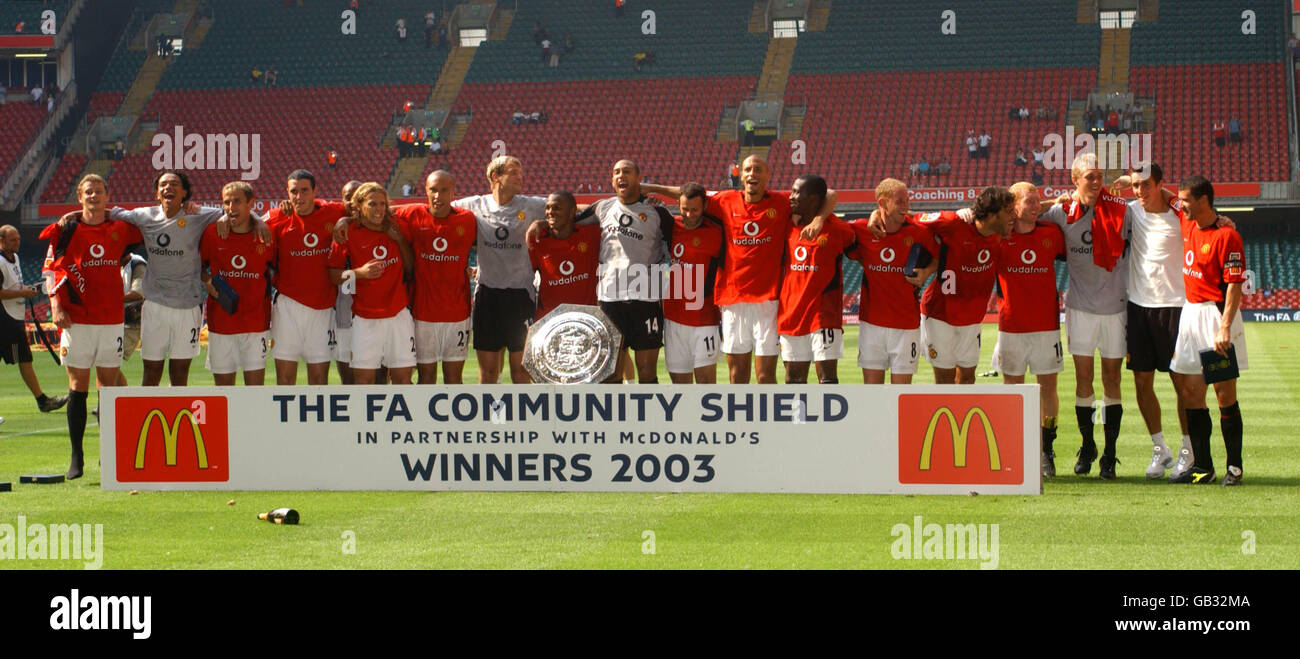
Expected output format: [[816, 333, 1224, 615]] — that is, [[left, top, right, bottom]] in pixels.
[[112, 205, 223, 309], [1041, 202, 1130, 315], [453, 194, 546, 293], [577, 196, 674, 301]]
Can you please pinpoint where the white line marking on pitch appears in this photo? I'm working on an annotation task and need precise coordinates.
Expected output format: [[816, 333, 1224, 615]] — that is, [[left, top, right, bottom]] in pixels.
[[0, 422, 99, 439]]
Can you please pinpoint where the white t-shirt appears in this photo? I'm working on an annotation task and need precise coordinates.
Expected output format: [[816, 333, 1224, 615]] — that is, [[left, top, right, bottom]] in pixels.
[[1125, 199, 1185, 308]]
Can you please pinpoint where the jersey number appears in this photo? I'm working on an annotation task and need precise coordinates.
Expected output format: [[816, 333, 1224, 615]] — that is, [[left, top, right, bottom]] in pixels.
[[645, 317, 660, 334]]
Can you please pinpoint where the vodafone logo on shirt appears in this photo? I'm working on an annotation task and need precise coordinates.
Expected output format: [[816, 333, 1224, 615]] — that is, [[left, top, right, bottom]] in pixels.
[[672, 243, 685, 258], [743, 221, 761, 237], [432, 237, 448, 253], [1020, 249, 1036, 265], [793, 246, 809, 262], [303, 233, 320, 248], [559, 260, 575, 276], [231, 255, 247, 270], [1184, 250, 1195, 266], [89, 244, 105, 258], [977, 249, 991, 264], [880, 247, 896, 263], [372, 245, 389, 260]]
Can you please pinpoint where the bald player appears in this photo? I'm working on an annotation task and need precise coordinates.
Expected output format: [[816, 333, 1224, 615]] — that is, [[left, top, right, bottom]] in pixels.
[[0, 225, 68, 413], [643, 156, 838, 383]]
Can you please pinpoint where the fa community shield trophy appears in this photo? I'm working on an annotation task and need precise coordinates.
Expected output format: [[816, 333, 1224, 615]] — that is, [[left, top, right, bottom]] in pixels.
[[523, 304, 622, 384]]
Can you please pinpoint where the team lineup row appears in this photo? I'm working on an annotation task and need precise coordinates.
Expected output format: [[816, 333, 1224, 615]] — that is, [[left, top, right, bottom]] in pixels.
[[14, 151, 1246, 485]]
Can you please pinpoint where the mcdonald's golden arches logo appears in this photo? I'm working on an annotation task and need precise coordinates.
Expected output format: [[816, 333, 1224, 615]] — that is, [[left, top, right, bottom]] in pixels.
[[115, 396, 229, 482], [898, 394, 1023, 485]]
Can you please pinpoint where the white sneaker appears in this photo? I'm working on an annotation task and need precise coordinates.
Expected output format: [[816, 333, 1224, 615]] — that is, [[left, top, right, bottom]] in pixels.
[[1145, 444, 1174, 478], [1168, 447, 1194, 480]]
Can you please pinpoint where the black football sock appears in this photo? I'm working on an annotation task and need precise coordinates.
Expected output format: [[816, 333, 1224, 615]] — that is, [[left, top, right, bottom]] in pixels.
[[66, 390, 88, 479], [1075, 405, 1095, 450], [1102, 404, 1123, 457], [1041, 416, 1057, 453], [1219, 402, 1243, 470], [1186, 407, 1214, 472]]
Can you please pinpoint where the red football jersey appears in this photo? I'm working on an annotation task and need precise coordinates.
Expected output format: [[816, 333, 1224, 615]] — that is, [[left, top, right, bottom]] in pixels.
[[40, 219, 143, 324], [996, 221, 1065, 333], [268, 201, 347, 310], [847, 218, 939, 330], [917, 211, 1003, 326], [778, 216, 856, 335], [199, 225, 275, 334], [706, 189, 792, 305], [663, 217, 723, 327], [327, 224, 409, 319], [529, 225, 600, 320], [393, 204, 476, 323], [1181, 216, 1245, 304]]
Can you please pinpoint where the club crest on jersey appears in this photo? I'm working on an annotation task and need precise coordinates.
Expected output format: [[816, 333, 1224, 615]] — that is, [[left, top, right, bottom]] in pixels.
[[1020, 249, 1036, 265], [691, 237, 700, 247], [432, 237, 448, 252], [89, 244, 106, 259], [743, 221, 761, 237], [456, 226, 465, 236], [638, 213, 647, 222], [255, 243, 265, 254], [373, 245, 388, 260], [110, 231, 119, 241], [817, 235, 828, 247], [1042, 238, 1053, 249], [516, 211, 526, 221], [928, 346, 938, 360], [880, 247, 896, 263], [231, 255, 247, 270], [977, 249, 991, 264], [177, 218, 187, 228], [323, 222, 333, 234], [1201, 244, 1210, 254], [903, 236, 914, 247], [765, 208, 776, 219]]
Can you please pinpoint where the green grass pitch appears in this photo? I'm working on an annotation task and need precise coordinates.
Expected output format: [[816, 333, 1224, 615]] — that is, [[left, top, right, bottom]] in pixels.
[[1, 323, 1296, 569]]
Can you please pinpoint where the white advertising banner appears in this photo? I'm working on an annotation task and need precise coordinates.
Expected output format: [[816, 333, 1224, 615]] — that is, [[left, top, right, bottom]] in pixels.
[[100, 385, 1040, 494]]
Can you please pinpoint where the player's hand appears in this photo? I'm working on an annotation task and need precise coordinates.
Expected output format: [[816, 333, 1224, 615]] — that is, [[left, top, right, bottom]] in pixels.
[[1215, 215, 1236, 229], [800, 214, 825, 240], [1109, 175, 1133, 195], [526, 219, 549, 245], [905, 261, 938, 287], [21, 285, 39, 299], [279, 200, 294, 215], [58, 211, 79, 227], [384, 219, 404, 244], [957, 208, 974, 223], [204, 280, 219, 298], [354, 259, 384, 279], [466, 266, 478, 281], [333, 217, 353, 244], [1214, 325, 1232, 356], [1056, 193, 1072, 206], [645, 195, 664, 207], [251, 218, 272, 243], [184, 201, 201, 215], [866, 208, 887, 238], [51, 303, 71, 329], [215, 214, 231, 238]]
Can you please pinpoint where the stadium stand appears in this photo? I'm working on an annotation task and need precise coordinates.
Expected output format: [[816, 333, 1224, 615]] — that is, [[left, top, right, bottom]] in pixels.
[[0, 102, 48, 180]]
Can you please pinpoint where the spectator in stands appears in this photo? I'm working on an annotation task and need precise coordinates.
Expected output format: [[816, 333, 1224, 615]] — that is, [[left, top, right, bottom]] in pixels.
[[1035, 106, 1048, 120], [14, 21, 24, 33], [437, 26, 448, 50], [250, 66, 263, 83], [1031, 163, 1045, 186], [742, 118, 756, 146], [424, 11, 435, 48], [47, 96, 54, 113], [1106, 108, 1119, 133], [966, 130, 977, 159], [935, 159, 950, 176], [1212, 120, 1226, 147], [30, 85, 42, 106], [978, 130, 991, 159], [729, 163, 740, 189], [511, 111, 525, 124], [1229, 118, 1242, 143], [1014, 148, 1028, 167], [266, 68, 278, 86], [114, 138, 125, 161], [328, 149, 338, 169], [918, 156, 930, 177], [402, 182, 412, 197], [1019, 106, 1029, 120], [615, 0, 626, 17], [397, 18, 408, 41], [156, 34, 167, 57], [1008, 107, 1020, 120], [909, 161, 920, 179], [431, 139, 443, 154], [1121, 106, 1132, 133], [431, 126, 441, 141], [633, 51, 646, 71], [1032, 147, 1044, 165], [541, 38, 552, 64], [404, 99, 415, 114]]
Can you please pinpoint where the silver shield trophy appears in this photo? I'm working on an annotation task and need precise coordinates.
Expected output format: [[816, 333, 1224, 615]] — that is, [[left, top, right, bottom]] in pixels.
[[524, 304, 622, 384]]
